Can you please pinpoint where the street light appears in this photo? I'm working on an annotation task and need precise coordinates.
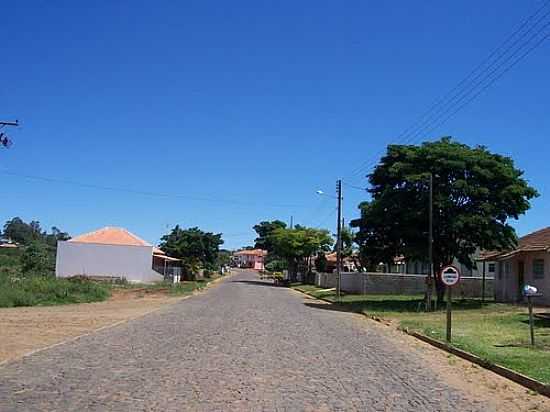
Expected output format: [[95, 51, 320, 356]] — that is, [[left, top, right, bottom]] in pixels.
[[316, 181, 343, 300]]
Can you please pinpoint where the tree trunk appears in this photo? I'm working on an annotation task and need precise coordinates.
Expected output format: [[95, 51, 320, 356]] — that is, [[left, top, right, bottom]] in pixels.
[[288, 259, 297, 282]]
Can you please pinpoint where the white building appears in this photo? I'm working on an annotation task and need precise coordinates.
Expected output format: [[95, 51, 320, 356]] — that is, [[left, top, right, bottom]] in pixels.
[[56, 226, 180, 283]]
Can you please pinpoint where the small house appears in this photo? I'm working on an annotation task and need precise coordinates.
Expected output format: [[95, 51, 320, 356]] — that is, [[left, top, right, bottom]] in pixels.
[[233, 249, 267, 270], [490, 227, 550, 305], [56, 226, 181, 283]]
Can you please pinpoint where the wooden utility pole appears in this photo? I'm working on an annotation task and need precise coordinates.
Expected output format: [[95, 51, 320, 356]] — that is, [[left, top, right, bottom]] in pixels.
[[336, 179, 343, 300], [426, 173, 434, 311]]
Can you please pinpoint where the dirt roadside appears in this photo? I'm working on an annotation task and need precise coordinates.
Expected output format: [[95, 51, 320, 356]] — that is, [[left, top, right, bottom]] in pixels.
[[0, 275, 230, 365], [355, 309, 550, 412]]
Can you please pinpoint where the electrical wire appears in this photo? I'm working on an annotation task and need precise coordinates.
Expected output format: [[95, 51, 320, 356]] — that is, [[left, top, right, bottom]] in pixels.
[[346, 1, 550, 181]]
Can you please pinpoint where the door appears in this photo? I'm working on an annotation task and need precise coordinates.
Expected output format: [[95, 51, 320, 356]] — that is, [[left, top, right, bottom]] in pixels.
[[517, 261, 525, 302]]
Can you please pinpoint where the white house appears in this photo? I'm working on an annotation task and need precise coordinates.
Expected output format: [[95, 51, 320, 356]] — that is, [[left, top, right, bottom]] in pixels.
[[56, 226, 180, 283]]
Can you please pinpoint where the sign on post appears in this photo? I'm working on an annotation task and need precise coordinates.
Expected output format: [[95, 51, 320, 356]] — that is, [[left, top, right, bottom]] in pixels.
[[523, 285, 542, 346], [441, 265, 461, 287], [440, 265, 461, 344]]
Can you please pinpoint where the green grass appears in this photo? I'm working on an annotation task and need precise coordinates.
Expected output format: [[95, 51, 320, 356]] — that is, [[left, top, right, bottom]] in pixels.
[[292, 283, 550, 384], [108, 276, 215, 296], [0, 276, 111, 307], [0, 247, 112, 307]]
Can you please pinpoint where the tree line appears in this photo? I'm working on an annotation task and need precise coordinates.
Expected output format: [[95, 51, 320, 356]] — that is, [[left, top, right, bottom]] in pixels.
[[252, 138, 538, 304]]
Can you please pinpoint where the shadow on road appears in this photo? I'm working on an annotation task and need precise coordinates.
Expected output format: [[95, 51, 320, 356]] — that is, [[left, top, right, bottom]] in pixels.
[[303, 301, 361, 313], [231, 280, 278, 287]]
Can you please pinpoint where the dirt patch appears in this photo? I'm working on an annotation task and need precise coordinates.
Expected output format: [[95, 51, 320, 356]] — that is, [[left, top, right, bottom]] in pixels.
[[355, 314, 550, 412], [0, 274, 232, 366], [0, 293, 185, 365]]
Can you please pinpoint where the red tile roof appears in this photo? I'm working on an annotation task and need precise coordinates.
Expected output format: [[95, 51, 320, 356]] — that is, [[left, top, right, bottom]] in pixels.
[[234, 249, 267, 256], [69, 227, 152, 247], [517, 227, 550, 249], [492, 227, 550, 259]]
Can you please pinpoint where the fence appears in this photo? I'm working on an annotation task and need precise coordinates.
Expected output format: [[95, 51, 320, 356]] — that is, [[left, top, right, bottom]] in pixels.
[[314, 272, 494, 299], [153, 265, 182, 281]]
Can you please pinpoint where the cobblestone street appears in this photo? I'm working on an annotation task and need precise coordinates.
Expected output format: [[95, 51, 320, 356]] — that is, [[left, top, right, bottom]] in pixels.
[[0, 270, 496, 411]]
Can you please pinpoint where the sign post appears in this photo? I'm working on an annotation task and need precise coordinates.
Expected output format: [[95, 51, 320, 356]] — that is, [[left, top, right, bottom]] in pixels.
[[523, 285, 542, 346], [440, 265, 461, 344]]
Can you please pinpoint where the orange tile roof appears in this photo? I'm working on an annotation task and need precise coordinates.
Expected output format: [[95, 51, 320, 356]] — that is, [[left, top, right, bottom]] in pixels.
[[490, 227, 550, 259], [234, 249, 267, 256], [153, 247, 166, 255], [69, 227, 152, 247], [517, 227, 550, 249]]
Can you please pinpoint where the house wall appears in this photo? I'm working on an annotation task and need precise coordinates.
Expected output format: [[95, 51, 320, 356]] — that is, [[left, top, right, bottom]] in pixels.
[[315, 272, 494, 298], [495, 251, 550, 305], [235, 254, 264, 270], [56, 241, 163, 283]]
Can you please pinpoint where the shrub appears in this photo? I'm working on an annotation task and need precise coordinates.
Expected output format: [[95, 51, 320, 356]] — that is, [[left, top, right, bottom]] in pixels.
[[0, 275, 110, 308], [265, 259, 287, 272], [20, 242, 55, 275]]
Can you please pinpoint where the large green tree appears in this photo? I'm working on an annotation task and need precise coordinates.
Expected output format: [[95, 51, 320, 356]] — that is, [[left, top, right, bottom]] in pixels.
[[269, 226, 333, 281], [253, 220, 287, 252], [3, 218, 70, 247], [159, 226, 224, 276], [351, 138, 538, 301]]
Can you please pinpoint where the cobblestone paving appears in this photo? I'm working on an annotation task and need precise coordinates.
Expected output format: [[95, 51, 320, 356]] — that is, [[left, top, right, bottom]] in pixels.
[[0, 271, 491, 411]]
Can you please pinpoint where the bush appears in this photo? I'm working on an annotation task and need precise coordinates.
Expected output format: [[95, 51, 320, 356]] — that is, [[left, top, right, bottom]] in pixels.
[[0, 275, 110, 308], [272, 271, 284, 280], [20, 242, 55, 275], [265, 259, 287, 272]]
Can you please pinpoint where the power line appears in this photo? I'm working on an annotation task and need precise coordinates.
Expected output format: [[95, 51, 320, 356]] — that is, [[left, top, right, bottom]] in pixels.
[[312, 206, 338, 229], [346, 1, 550, 181], [0, 170, 308, 209]]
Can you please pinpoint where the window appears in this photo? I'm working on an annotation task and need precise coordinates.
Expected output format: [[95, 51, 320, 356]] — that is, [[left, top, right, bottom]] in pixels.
[[533, 259, 545, 279], [488, 263, 496, 273]]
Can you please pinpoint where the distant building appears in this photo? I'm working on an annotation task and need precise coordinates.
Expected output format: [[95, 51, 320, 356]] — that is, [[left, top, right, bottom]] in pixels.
[[386, 250, 496, 278], [233, 249, 267, 270], [0, 237, 18, 248], [56, 226, 181, 283]]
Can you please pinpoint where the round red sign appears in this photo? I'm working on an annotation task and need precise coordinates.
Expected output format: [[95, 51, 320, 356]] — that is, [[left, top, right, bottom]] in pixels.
[[440, 265, 461, 287]]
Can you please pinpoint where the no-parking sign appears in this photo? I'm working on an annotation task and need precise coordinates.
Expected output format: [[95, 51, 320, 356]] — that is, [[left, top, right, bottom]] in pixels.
[[440, 265, 461, 287]]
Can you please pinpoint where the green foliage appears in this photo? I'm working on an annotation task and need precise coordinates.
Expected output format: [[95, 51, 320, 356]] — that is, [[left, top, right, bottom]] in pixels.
[[272, 271, 284, 280], [20, 242, 55, 275], [265, 258, 287, 272], [160, 225, 224, 276], [2, 217, 70, 246], [216, 249, 232, 268], [253, 220, 287, 252], [270, 226, 333, 262], [0, 275, 110, 307], [352, 138, 538, 274], [314, 252, 328, 273], [269, 226, 333, 281]]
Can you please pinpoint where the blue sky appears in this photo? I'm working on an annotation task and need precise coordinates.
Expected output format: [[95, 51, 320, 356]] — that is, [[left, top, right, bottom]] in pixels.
[[2, 0, 549, 249]]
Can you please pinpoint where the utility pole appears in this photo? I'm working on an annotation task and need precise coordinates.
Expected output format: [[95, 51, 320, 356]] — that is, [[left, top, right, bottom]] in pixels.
[[0, 120, 19, 148], [336, 179, 343, 300], [426, 172, 434, 311]]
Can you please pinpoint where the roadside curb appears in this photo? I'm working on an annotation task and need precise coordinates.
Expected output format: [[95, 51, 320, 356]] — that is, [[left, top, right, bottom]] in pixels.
[[0, 273, 232, 369], [291, 286, 550, 398]]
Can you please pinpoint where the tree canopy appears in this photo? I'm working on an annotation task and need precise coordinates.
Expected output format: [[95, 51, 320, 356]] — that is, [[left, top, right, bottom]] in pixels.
[[351, 138, 538, 292], [3, 217, 70, 247], [253, 220, 287, 252], [269, 226, 333, 280], [159, 225, 224, 272]]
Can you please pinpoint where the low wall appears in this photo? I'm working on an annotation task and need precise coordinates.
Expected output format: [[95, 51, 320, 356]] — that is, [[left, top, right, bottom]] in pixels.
[[314, 272, 494, 298]]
